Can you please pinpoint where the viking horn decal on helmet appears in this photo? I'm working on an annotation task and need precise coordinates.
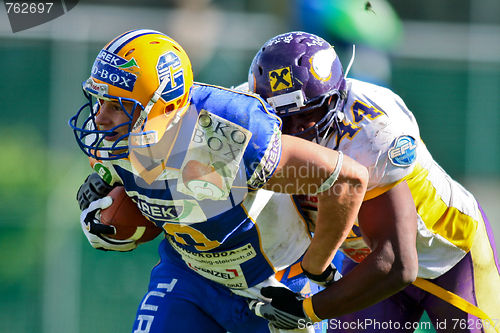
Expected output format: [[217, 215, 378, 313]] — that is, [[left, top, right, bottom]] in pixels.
[[249, 31, 347, 142]]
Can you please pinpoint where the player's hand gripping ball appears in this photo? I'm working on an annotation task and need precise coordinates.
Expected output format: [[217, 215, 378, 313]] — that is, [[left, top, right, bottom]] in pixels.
[[100, 186, 163, 243]]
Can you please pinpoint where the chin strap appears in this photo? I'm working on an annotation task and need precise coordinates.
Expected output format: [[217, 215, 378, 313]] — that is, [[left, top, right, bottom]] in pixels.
[[132, 77, 170, 132], [319, 90, 347, 149]]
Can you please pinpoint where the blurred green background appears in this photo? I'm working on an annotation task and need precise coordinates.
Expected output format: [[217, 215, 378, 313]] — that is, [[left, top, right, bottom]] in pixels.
[[1, 0, 499, 332]]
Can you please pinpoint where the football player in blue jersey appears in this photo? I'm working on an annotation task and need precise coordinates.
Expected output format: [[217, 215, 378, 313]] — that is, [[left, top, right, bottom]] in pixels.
[[247, 31, 500, 332], [69, 29, 369, 332]]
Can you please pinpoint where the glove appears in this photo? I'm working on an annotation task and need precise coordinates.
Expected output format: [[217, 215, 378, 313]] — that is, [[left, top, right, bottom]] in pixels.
[[77, 173, 115, 210], [80, 196, 137, 252], [248, 286, 313, 330], [301, 262, 342, 287]]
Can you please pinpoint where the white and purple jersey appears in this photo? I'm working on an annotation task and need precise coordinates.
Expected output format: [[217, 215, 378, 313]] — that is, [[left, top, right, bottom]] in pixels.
[[298, 79, 485, 279]]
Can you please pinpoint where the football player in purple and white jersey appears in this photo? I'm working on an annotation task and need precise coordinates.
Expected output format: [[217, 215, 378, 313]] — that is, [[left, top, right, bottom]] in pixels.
[[247, 31, 500, 332]]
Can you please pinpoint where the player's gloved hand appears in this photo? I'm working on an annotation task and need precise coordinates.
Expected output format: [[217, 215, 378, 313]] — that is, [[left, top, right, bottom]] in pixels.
[[77, 173, 115, 210], [248, 286, 314, 330], [80, 197, 137, 252], [301, 262, 342, 287]]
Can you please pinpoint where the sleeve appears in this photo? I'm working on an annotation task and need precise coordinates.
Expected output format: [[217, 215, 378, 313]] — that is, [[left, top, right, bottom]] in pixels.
[[179, 84, 282, 200], [339, 83, 420, 200], [366, 93, 420, 191], [236, 95, 283, 190], [362, 126, 419, 200]]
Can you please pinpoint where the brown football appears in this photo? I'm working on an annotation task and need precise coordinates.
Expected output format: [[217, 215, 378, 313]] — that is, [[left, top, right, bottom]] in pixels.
[[100, 186, 162, 243]]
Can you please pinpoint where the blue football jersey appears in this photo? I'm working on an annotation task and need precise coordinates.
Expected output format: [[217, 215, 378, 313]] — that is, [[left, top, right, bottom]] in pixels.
[[93, 83, 312, 289]]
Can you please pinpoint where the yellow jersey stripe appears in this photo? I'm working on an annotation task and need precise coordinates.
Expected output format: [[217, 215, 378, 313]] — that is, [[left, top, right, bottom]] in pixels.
[[364, 178, 405, 201], [406, 164, 478, 252]]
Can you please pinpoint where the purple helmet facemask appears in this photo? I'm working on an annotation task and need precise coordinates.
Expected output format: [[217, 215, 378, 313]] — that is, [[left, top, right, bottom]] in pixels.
[[249, 31, 346, 143]]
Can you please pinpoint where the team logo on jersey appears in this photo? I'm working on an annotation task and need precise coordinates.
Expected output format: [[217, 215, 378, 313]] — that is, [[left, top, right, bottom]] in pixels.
[[269, 67, 293, 92], [179, 110, 252, 200], [388, 135, 417, 167], [157, 51, 185, 102]]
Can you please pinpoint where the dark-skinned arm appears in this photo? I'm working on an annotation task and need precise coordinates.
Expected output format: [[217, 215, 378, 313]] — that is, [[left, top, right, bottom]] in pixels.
[[310, 180, 418, 318]]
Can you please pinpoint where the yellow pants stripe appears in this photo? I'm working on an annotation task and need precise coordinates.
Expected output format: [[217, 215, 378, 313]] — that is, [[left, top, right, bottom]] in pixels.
[[413, 278, 498, 332], [413, 214, 500, 333]]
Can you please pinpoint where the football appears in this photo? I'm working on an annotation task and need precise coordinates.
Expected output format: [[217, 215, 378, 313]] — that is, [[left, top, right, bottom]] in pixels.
[[100, 186, 162, 243]]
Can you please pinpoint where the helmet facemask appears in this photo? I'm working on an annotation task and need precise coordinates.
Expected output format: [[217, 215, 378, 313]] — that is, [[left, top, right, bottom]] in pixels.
[[273, 89, 344, 143], [70, 80, 145, 160]]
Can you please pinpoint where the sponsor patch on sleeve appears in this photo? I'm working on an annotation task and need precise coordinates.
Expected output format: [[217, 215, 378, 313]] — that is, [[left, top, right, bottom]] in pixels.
[[247, 124, 282, 189], [388, 135, 417, 167]]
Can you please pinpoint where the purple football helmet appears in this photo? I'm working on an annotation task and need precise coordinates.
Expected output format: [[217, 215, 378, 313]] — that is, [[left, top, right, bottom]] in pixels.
[[249, 31, 346, 141]]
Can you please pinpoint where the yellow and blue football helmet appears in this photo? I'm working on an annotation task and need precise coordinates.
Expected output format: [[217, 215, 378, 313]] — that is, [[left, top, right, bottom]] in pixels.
[[69, 29, 194, 160]]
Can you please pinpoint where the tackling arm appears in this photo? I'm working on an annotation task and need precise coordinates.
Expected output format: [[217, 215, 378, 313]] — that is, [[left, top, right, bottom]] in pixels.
[[264, 135, 368, 275], [310, 181, 419, 318]]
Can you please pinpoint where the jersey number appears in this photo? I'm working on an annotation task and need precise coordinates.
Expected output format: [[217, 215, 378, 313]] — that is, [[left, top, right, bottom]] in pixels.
[[335, 101, 384, 146], [163, 224, 221, 251]]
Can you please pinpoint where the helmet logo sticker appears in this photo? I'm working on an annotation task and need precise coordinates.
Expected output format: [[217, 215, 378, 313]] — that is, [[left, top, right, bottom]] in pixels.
[[84, 79, 108, 96], [310, 48, 336, 81], [388, 135, 417, 167], [157, 51, 185, 102], [97, 50, 139, 69], [91, 50, 138, 92], [116, 58, 139, 70], [268, 67, 293, 92]]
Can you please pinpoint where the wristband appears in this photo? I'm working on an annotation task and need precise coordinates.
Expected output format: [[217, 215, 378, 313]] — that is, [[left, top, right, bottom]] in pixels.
[[316, 151, 343, 194], [301, 262, 334, 282], [302, 297, 323, 322]]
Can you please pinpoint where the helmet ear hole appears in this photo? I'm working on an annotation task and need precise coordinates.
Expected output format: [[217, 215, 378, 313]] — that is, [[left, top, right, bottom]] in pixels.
[[165, 103, 175, 114], [177, 93, 188, 106]]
